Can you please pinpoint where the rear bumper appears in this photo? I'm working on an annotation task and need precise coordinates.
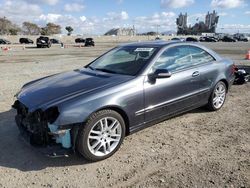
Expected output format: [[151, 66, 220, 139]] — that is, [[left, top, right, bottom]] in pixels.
[[36, 42, 48, 46]]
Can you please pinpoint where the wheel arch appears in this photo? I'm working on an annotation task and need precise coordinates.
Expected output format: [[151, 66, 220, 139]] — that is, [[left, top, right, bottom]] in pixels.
[[83, 105, 130, 136], [219, 79, 229, 92]]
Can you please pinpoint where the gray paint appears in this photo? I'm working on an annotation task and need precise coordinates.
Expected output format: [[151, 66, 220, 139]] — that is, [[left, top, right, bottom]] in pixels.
[[16, 41, 235, 134]]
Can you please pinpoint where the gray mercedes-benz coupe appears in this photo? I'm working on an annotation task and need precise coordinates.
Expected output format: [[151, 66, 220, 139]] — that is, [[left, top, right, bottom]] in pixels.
[[13, 41, 235, 161]]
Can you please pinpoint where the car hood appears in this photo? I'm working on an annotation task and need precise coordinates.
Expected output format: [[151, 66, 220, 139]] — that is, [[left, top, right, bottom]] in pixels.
[[17, 68, 133, 111]]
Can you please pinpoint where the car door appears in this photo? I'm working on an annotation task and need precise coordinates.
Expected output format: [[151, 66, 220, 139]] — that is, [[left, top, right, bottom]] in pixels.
[[188, 46, 219, 103], [143, 45, 202, 122]]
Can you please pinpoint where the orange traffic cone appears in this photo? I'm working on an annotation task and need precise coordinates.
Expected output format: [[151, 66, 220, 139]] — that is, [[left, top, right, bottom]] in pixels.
[[246, 50, 250, 60]]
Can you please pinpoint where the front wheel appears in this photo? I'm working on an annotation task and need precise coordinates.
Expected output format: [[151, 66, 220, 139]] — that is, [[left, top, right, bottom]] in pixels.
[[207, 81, 227, 111], [77, 110, 125, 161]]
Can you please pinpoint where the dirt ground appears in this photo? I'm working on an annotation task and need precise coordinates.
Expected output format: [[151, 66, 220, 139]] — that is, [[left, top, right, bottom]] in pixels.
[[0, 39, 250, 188]]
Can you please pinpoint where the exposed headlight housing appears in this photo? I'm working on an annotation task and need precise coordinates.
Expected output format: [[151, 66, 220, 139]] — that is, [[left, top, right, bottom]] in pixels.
[[45, 107, 60, 124]]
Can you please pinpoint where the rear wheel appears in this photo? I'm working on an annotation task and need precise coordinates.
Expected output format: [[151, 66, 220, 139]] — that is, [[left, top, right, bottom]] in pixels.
[[207, 81, 227, 111], [77, 110, 125, 161]]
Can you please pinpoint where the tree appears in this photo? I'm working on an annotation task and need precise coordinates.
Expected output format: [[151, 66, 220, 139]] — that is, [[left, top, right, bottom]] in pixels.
[[40, 27, 49, 35], [9, 27, 21, 35], [0, 17, 11, 34], [0, 17, 20, 35], [65, 26, 73, 36], [40, 23, 61, 35], [47, 23, 61, 35], [22, 22, 40, 35]]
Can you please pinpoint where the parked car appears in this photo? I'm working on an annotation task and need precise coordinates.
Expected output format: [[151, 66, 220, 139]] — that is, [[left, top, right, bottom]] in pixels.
[[221, 36, 236, 42], [238, 38, 248, 42], [85, 38, 95, 46], [0, 39, 11, 44], [50, 38, 61, 44], [36, 36, 51, 48], [75, 38, 85, 43], [199, 36, 217, 42], [210, 36, 219, 42], [171, 37, 185, 41], [233, 35, 248, 42], [186, 37, 198, 42], [155, 37, 162, 40], [19, 38, 34, 44], [13, 41, 235, 161]]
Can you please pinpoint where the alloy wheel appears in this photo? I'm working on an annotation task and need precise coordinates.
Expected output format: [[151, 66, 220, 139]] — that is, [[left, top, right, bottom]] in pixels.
[[213, 83, 226, 109], [87, 117, 122, 157]]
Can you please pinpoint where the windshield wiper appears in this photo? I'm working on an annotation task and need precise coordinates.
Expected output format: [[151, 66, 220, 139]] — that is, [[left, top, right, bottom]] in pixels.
[[88, 65, 96, 71], [95, 68, 118, 74]]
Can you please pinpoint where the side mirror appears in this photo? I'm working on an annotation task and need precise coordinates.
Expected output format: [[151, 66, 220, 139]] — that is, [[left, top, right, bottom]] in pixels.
[[149, 69, 172, 81]]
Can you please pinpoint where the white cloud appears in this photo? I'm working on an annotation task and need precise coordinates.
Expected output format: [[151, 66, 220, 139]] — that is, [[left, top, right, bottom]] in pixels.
[[105, 11, 129, 21], [87, 11, 130, 34], [37, 13, 98, 34], [161, 0, 194, 8], [64, 3, 85, 12], [42, 0, 59, 5], [161, 12, 176, 17], [39, 13, 62, 23], [218, 12, 228, 16], [121, 11, 129, 20], [211, 0, 246, 9], [218, 24, 250, 33], [245, 11, 250, 15], [134, 12, 176, 32], [0, 0, 42, 23], [80, 16, 86, 22], [22, 0, 59, 6]]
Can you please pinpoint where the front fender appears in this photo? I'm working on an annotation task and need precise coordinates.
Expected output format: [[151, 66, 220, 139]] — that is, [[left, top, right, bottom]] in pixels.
[[52, 77, 144, 128]]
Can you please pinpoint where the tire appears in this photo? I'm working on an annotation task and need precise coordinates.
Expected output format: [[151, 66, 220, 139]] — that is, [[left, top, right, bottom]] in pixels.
[[77, 109, 125, 161], [207, 81, 227, 111]]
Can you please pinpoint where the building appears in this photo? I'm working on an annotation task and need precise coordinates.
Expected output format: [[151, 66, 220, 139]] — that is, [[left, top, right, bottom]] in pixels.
[[205, 10, 219, 33], [176, 13, 188, 35], [176, 11, 219, 35]]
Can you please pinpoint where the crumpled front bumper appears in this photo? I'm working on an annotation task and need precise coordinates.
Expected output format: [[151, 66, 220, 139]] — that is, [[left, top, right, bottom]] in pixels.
[[13, 101, 79, 157], [15, 114, 74, 157]]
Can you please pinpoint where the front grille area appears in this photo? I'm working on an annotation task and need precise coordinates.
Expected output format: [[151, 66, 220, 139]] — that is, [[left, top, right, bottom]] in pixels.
[[13, 100, 50, 146]]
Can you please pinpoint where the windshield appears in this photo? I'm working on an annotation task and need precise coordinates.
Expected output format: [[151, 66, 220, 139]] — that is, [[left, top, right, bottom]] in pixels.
[[88, 46, 157, 76]]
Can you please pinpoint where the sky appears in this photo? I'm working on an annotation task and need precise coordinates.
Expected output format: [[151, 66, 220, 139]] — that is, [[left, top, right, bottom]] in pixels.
[[0, 0, 249, 34]]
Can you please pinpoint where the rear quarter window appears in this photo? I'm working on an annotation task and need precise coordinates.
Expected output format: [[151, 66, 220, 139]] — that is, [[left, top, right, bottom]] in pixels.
[[189, 46, 215, 66]]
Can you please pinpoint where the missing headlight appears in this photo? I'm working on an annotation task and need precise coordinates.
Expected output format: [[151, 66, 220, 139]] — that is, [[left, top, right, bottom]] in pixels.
[[45, 107, 60, 124]]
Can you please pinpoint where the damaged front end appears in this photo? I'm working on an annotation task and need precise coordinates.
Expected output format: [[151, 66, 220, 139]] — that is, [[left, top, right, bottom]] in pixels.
[[12, 100, 78, 157]]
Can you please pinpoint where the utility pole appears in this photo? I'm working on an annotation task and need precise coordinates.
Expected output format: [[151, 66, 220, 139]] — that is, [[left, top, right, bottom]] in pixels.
[[3, 16, 7, 35], [156, 25, 160, 36]]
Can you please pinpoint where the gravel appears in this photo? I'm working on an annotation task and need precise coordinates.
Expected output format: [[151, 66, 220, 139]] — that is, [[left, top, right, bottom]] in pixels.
[[0, 40, 249, 188]]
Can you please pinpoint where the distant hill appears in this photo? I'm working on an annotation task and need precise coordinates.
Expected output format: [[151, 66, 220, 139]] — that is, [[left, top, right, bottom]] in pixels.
[[104, 28, 135, 36]]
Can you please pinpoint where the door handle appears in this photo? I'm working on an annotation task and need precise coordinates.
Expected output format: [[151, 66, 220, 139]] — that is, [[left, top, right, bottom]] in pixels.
[[192, 71, 200, 77]]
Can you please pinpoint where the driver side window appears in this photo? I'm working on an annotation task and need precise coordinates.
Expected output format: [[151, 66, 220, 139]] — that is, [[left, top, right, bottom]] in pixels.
[[152, 46, 191, 72]]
